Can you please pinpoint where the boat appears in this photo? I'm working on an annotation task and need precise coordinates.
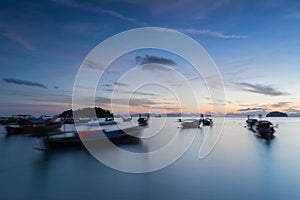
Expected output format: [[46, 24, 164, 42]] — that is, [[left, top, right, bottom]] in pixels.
[[87, 119, 117, 126], [181, 119, 202, 128], [42, 125, 141, 149], [5, 119, 64, 136], [201, 115, 213, 126], [121, 116, 132, 122], [245, 115, 276, 139], [251, 120, 275, 139], [246, 115, 258, 130], [137, 113, 149, 126]]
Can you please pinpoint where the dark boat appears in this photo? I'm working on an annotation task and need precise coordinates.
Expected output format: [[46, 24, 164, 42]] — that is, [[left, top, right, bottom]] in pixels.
[[5, 119, 64, 136], [246, 115, 258, 130], [137, 113, 149, 126], [199, 114, 213, 126], [251, 120, 275, 139], [42, 125, 141, 149]]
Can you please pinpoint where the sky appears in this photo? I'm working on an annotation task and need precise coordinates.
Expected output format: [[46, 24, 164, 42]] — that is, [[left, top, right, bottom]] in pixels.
[[0, 0, 300, 116]]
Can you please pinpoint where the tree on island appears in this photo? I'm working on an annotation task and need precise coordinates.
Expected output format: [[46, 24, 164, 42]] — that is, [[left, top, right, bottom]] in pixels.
[[266, 111, 288, 117], [58, 107, 113, 118]]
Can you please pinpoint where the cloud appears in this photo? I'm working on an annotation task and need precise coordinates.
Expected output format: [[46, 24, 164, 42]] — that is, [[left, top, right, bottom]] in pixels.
[[3, 78, 47, 88], [136, 55, 176, 65], [234, 82, 288, 96], [51, 0, 147, 26], [114, 82, 128, 87], [101, 88, 157, 96], [179, 28, 247, 39], [164, 80, 184, 87], [54, 86, 59, 89], [2, 31, 35, 51], [270, 101, 290, 108], [238, 107, 267, 112], [84, 60, 105, 71], [284, 12, 300, 19]]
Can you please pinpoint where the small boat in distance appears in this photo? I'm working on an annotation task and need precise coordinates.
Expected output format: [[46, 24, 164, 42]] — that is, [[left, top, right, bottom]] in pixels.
[[137, 113, 149, 126], [201, 114, 213, 126], [180, 114, 213, 128]]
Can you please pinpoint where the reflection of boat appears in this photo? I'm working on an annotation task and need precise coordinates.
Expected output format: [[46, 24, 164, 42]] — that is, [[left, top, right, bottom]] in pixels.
[[43, 125, 141, 149], [181, 119, 201, 128], [5, 119, 64, 136], [252, 120, 275, 139], [137, 113, 149, 126]]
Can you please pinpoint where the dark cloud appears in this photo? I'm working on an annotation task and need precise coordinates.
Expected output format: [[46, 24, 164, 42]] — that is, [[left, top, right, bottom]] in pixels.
[[114, 82, 128, 87], [54, 86, 59, 89], [136, 55, 176, 66], [3, 78, 47, 88], [234, 82, 288, 96]]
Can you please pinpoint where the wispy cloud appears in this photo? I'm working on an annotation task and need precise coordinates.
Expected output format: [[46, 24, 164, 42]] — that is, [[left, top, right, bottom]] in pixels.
[[238, 107, 267, 112], [284, 12, 300, 19], [3, 78, 47, 88], [114, 82, 128, 87], [101, 88, 157, 96], [234, 82, 288, 96], [270, 101, 290, 108], [136, 55, 176, 65], [83, 60, 106, 71], [2, 31, 35, 51], [179, 28, 247, 39], [164, 80, 184, 87], [51, 0, 147, 26]]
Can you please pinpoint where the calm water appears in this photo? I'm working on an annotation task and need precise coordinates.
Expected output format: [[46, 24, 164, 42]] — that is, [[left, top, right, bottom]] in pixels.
[[0, 117, 300, 200]]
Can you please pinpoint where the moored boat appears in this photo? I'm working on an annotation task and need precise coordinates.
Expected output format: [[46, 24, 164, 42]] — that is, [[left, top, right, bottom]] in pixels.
[[42, 125, 141, 149], [5, 119, 64, 136], [181, 119, 202, 129], [251, 120, 275, 139], [137, 113, 149, 126]]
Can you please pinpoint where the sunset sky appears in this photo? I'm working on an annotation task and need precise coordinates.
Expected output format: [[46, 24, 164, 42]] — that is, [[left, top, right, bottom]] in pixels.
[[1, 0, 300, 116]]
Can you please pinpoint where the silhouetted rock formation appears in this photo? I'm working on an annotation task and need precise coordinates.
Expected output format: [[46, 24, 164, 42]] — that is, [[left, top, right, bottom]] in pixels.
[[266, 111, 288, 117]]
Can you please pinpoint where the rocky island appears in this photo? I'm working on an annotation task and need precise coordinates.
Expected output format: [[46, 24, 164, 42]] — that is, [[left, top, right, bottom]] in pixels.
[[266, 111, 288, 117]]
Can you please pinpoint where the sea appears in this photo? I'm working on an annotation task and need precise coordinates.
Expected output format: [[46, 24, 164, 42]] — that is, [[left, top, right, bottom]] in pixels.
[[0, 117, 300, 200]]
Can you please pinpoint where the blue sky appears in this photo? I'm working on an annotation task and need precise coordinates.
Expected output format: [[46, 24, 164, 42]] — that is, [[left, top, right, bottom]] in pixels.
[[1, 0, 300, 116]]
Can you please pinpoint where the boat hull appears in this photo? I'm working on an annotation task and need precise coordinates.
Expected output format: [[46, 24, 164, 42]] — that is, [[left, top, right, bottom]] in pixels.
[[6, 121, 64, 136], [43, 125, 141, 149]]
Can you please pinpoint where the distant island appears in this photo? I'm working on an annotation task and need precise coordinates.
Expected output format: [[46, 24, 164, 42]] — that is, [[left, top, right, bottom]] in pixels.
[[266, 111, 288, 117]]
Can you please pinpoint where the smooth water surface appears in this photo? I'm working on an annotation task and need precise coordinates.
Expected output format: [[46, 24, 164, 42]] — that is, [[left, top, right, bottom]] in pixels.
[[0, 117, 299, 200]]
